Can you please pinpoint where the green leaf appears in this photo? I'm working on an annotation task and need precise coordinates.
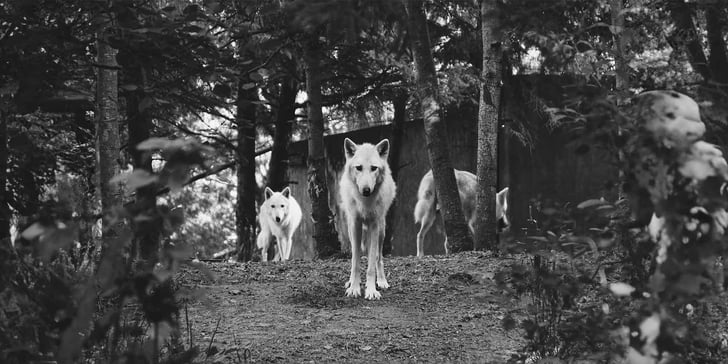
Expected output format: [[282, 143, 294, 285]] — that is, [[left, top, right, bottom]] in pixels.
[[577, 198, 607, 209]]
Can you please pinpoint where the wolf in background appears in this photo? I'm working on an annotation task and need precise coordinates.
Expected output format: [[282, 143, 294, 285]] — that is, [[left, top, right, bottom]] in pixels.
[[413, 169, 509, 256], [339, 138, 397, 300], [256, 187, 302, 262]]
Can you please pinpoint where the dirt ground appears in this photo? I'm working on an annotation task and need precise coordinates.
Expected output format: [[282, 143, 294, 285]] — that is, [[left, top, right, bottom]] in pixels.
[[177, 251, 527, 363]]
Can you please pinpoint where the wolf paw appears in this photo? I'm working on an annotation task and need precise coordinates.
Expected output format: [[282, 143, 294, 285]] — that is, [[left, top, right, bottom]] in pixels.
[[345, 285, 361, 298], [344, 280, 351, 289], [376, 279, 390, 290], [364, 286, 381, 300]]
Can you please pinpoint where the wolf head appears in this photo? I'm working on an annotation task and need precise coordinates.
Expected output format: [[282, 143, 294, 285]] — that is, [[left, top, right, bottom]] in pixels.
[[344, 138, 390, 197], [264, 187, 293, 223], [496, 187, 510, 229]]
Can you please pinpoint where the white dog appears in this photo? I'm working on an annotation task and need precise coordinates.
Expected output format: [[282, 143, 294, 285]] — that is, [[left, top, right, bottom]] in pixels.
[[339, 138, 397, 300], [413, 169, 509, 256], [256, 186, 302, 262]]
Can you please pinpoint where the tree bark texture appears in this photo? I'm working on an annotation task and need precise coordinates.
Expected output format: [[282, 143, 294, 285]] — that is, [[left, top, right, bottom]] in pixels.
[[667, 0, 710, 80], [610, 0, 630, 92], [705, 4, 728, 85], [126, 65, 160, 267], [0, 110, 9, 241], [58, 4, 123, 362], [236, 79, 258, 262], [95, 10, 123, 247], [403, 0, 473, 252], [303, 37, 340, 259], [266, 76, 297, 191], [474, 0, 502, 251], [383, 90, 407, 255]]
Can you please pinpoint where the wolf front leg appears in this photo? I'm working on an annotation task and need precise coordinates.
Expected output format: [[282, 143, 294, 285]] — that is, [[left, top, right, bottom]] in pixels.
[[256, 230, 271, 262], [345, 218, 363, 297], [376, 220, 389, 290], [364, 223, 382, 300], [278, 234, 291, 261]]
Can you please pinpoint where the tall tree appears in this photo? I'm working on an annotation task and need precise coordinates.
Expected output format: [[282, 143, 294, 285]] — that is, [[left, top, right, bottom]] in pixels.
[[474, 0, 503, 251], [266, 75, 298, 191], [303, 36, 340, 258], [0, 110, 8, 241], [403, 0, 472, 252], [610, 0, 629, 93], [236, 77, 258, 262], [95, 1, 123, 247], [59, 2, 123, 361]]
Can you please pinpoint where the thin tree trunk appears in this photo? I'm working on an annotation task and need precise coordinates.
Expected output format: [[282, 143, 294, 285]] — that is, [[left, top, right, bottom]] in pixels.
[[667, 0, 710, 80], [0, 110, 8, 241], [611, 0, 629, 92], [72, 111, 96, 266], [611, 0, 628, 201], [96, 6, 123, 249], [474, 0, 502, 251], [58, 3, 122, 361], [403, 0, 472, 252], [705, 4, 728, 85], [303, 37, 340, 259], [266, 76, 297, 191], [383, 90, 407, 255], [236, 80, 257, 262], [127, 66, 159, 267]]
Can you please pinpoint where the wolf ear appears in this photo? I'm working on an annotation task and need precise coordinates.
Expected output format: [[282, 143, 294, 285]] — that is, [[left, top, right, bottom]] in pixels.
[[281, 187, 291, 198], [265, 187, 274, 200], [497, 187, 509, 206], [376, 139, 390, 159], [344, 138, 357, 159]]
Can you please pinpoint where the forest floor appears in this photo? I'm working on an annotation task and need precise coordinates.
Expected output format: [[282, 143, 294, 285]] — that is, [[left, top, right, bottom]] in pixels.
[[176, 251, 528, 363]]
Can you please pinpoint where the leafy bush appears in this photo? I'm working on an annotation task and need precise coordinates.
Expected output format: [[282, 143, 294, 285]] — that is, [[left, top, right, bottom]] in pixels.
[[0, 137, 213, 363]]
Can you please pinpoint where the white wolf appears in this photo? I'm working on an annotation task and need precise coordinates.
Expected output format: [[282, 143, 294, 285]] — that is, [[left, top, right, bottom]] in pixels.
[[339, 138, 397, 300], [256, 186, 302, 262], [413, 169, 509, 257]]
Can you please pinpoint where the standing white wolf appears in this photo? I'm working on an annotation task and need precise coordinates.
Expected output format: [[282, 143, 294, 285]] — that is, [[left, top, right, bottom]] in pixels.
[[413, 169, 509, 257], [256, 186, 302, 262], [339, 138, 396, 300]]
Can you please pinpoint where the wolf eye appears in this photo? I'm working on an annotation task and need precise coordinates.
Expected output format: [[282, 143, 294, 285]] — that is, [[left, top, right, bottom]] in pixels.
[[370, 166, 378, 171], [355, 165, 363, 171], [280, 205, 285, 208], [270, 205, 275, 208]]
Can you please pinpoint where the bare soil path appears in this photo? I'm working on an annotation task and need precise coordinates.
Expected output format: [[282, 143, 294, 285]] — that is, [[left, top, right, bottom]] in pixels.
[[177, 251, 526, 363]]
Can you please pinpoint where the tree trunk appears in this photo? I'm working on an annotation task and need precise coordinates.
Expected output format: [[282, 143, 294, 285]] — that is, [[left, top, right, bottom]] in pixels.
[[610, 0, 630, 92], [705, 4, 728, 85], [474, 0, 502, 251], [96, 8, 123, 249], [0, 110, 8, 241], [403, 0, 472, 252], [58, 4, 122, 362], [667, 0, 710, 80], [383, 90, 407, 256], [72, 111, 97, 266], [266, 76, 297, 191], [126, 65, 159, 268], [235, 79, 258, 262], [303, 37, 340, 259]]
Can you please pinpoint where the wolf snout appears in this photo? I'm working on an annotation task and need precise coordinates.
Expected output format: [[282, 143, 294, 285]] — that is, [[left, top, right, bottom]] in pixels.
[[362, 187, 371, 196], [275, 216, 281, 222]]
